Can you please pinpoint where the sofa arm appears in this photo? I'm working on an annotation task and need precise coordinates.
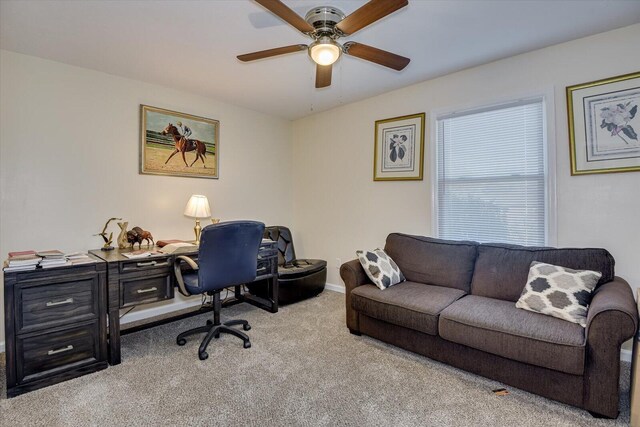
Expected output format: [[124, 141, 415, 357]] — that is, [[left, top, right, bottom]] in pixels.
[[583, 277, 638, 417], [586, 277, 637, 340], [340, 259, 371, 333]]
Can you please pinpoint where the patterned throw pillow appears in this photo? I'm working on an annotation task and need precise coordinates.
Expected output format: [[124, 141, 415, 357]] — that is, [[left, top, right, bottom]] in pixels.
[[516, 261, 602, 327], [356, 248, 405, 290]]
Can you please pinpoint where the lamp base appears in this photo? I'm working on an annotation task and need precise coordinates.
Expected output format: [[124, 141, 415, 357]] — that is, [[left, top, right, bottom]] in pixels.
[[194, 219, 202, 245]]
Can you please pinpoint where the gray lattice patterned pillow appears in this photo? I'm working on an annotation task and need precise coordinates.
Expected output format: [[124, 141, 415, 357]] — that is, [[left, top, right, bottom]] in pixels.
[[516, 261, 602, 327], [356, 248, 405, 290]]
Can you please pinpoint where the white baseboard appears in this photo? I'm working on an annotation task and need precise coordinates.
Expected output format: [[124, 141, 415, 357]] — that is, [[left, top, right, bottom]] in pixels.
[[325, 282, 345, 294], [0, 341, 4, 353], [622, 349, 632, 363]]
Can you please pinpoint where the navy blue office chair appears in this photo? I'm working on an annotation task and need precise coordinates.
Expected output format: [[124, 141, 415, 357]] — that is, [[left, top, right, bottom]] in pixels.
[[173, 220, 265, 360]]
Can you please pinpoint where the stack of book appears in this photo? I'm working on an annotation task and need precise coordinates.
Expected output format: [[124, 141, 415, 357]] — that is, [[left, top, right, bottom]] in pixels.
[[37, 250, 71, 269], [65, 252, 97, 265], [3, 251, 42, 272], [3, 249, 99, 272]]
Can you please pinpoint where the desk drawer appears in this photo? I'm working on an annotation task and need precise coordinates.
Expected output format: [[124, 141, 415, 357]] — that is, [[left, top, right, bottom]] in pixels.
[[120, 257, 170, 273], [17, 277, 99, 333], [121, 273, 172, 307], [17, 322, 100, 384]]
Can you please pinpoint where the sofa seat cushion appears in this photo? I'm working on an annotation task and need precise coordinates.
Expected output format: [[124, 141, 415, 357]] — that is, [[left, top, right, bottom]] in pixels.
[[439, 295, 586, 375], [351, 281, 466, 335], [278, 259, 327, 280]]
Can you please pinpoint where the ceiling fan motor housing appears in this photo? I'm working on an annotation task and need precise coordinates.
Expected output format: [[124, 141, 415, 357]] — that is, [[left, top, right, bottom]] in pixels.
[[304, 6, 346, 37]]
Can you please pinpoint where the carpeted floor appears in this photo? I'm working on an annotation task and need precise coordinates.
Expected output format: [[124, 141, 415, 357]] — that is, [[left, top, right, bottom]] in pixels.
[[0, 290, 632, 426]]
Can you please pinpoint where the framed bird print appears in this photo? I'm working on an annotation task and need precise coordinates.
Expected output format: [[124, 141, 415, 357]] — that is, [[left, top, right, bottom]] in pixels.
[[567, 71, 640, 175], [374, 113, 425, 181], [140, 105, 219, 179]]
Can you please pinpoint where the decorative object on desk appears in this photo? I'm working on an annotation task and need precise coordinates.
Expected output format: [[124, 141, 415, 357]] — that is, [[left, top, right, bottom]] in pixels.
[[374, 113, 425, 181], [156, 239, 186, 248], [567, 71, 640, 175], [140, 105, 219, 179], [211, 218, 220, 224], [184, 194, 211, 245], [95, 217, 122, 251], [159, 242, 197, 254], [126, 226, 155, 249], [121, 249, 160, 259], [117, 221, 129, 249]]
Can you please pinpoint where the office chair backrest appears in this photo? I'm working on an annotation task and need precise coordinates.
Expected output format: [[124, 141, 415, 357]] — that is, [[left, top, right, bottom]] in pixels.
[[197, 220, 265, 292]]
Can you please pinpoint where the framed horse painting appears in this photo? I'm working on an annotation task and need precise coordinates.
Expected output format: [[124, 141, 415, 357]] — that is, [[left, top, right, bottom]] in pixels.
[[140, 105, 219, 179]]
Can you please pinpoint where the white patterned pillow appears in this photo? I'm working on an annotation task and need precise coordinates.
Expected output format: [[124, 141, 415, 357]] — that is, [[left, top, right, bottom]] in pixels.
[[356, 248, 405, 290], [516, 261, 602, 327]]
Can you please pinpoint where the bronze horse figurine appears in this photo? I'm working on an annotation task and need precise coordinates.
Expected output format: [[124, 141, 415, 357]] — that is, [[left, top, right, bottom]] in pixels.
[[161, 123, 207, 167]]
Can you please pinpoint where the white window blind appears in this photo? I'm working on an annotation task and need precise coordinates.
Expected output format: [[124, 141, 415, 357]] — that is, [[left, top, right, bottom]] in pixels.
[[436, 99, 546, 246]]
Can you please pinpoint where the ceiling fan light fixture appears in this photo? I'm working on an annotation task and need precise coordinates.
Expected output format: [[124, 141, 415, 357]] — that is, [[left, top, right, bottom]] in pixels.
[[309, 37, 341, 66]]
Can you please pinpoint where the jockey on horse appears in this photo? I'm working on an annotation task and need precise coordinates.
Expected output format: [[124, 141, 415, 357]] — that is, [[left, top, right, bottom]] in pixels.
[[176, 121, 194, 150]]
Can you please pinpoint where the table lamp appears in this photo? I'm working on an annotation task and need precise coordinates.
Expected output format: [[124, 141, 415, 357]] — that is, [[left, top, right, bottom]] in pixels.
[[184, 195, 211, 245]]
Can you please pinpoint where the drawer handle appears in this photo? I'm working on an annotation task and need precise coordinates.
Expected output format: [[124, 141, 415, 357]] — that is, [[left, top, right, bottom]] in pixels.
[[48, 345, 74, 355], [46, 298, 74, 307], [137, 287, 158, 294], [136, 261, 157, 267]]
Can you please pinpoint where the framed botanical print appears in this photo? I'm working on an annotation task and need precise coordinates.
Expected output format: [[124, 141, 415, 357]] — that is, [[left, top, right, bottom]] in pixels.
[[567, 71, 640, 175], [140, 105, 219, 179], [374, 113, 425, 181]]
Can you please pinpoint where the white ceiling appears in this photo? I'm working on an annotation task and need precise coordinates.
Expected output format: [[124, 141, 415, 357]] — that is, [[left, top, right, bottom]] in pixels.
[[1, 0, 639, 120]]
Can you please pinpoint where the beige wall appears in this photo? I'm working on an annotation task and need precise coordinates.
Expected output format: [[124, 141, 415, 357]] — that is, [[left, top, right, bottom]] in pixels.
[[291, 24, 640, 291], [0, 50, 293, 344], [1, 24, 639, 350]]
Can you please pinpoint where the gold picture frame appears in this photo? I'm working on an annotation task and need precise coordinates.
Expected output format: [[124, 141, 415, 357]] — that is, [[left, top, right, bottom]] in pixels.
[[140, 105, 219, 179], [567, 71, 640, 175], [374, 112, 425, 181]]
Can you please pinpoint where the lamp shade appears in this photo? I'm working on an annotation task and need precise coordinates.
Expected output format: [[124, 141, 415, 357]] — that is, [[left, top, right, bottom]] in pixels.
[[309, 37, 341, 66], [184, 195, 211, 218]]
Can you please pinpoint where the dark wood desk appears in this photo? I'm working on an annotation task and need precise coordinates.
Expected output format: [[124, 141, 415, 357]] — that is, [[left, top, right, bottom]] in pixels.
[[90, 240, 278, 365], [3, 257, 108, 397]]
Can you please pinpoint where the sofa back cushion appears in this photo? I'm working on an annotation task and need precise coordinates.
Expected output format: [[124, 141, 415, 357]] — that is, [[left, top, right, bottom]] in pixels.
[[384, 233, 478, 292], [471, 243, 615, 302]]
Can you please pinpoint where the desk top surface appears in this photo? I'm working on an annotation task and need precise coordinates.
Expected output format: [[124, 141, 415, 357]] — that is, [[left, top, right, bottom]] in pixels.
[[89, 239, 276, 263]]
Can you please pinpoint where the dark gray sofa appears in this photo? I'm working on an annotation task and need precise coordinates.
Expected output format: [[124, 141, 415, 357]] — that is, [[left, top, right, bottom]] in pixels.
[[340, 233, 638, 418]]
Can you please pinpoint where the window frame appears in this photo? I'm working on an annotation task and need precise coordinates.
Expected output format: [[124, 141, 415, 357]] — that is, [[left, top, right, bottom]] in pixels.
[[429, 91, 557, 246]]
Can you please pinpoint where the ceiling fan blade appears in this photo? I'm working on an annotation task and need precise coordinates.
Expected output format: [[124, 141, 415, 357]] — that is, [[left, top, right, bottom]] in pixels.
[[344, 42, 410, 71], [336, 0, 408, 36], [237, 44, 307, 62], [254, 0, 315, 34], [315, 64, 332, 88]]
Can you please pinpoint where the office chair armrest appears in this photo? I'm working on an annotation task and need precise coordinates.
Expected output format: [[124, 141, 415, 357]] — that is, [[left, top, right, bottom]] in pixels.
[[174, 255, 199, 297]]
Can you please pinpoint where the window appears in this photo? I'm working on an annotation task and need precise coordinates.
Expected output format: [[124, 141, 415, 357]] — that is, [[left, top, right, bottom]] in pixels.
[[435, 98, 549, 246]]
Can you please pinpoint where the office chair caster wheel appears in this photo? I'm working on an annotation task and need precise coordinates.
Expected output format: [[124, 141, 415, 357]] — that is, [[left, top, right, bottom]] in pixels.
[[243, 324, 251, 331], [243, 341, 251, 349], [177, 338, 187, 346], [199, 351, 209, 361]]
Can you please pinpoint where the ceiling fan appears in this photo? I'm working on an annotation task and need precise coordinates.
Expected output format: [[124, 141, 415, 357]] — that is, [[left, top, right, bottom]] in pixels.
[[237, 0, 410, 88]]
